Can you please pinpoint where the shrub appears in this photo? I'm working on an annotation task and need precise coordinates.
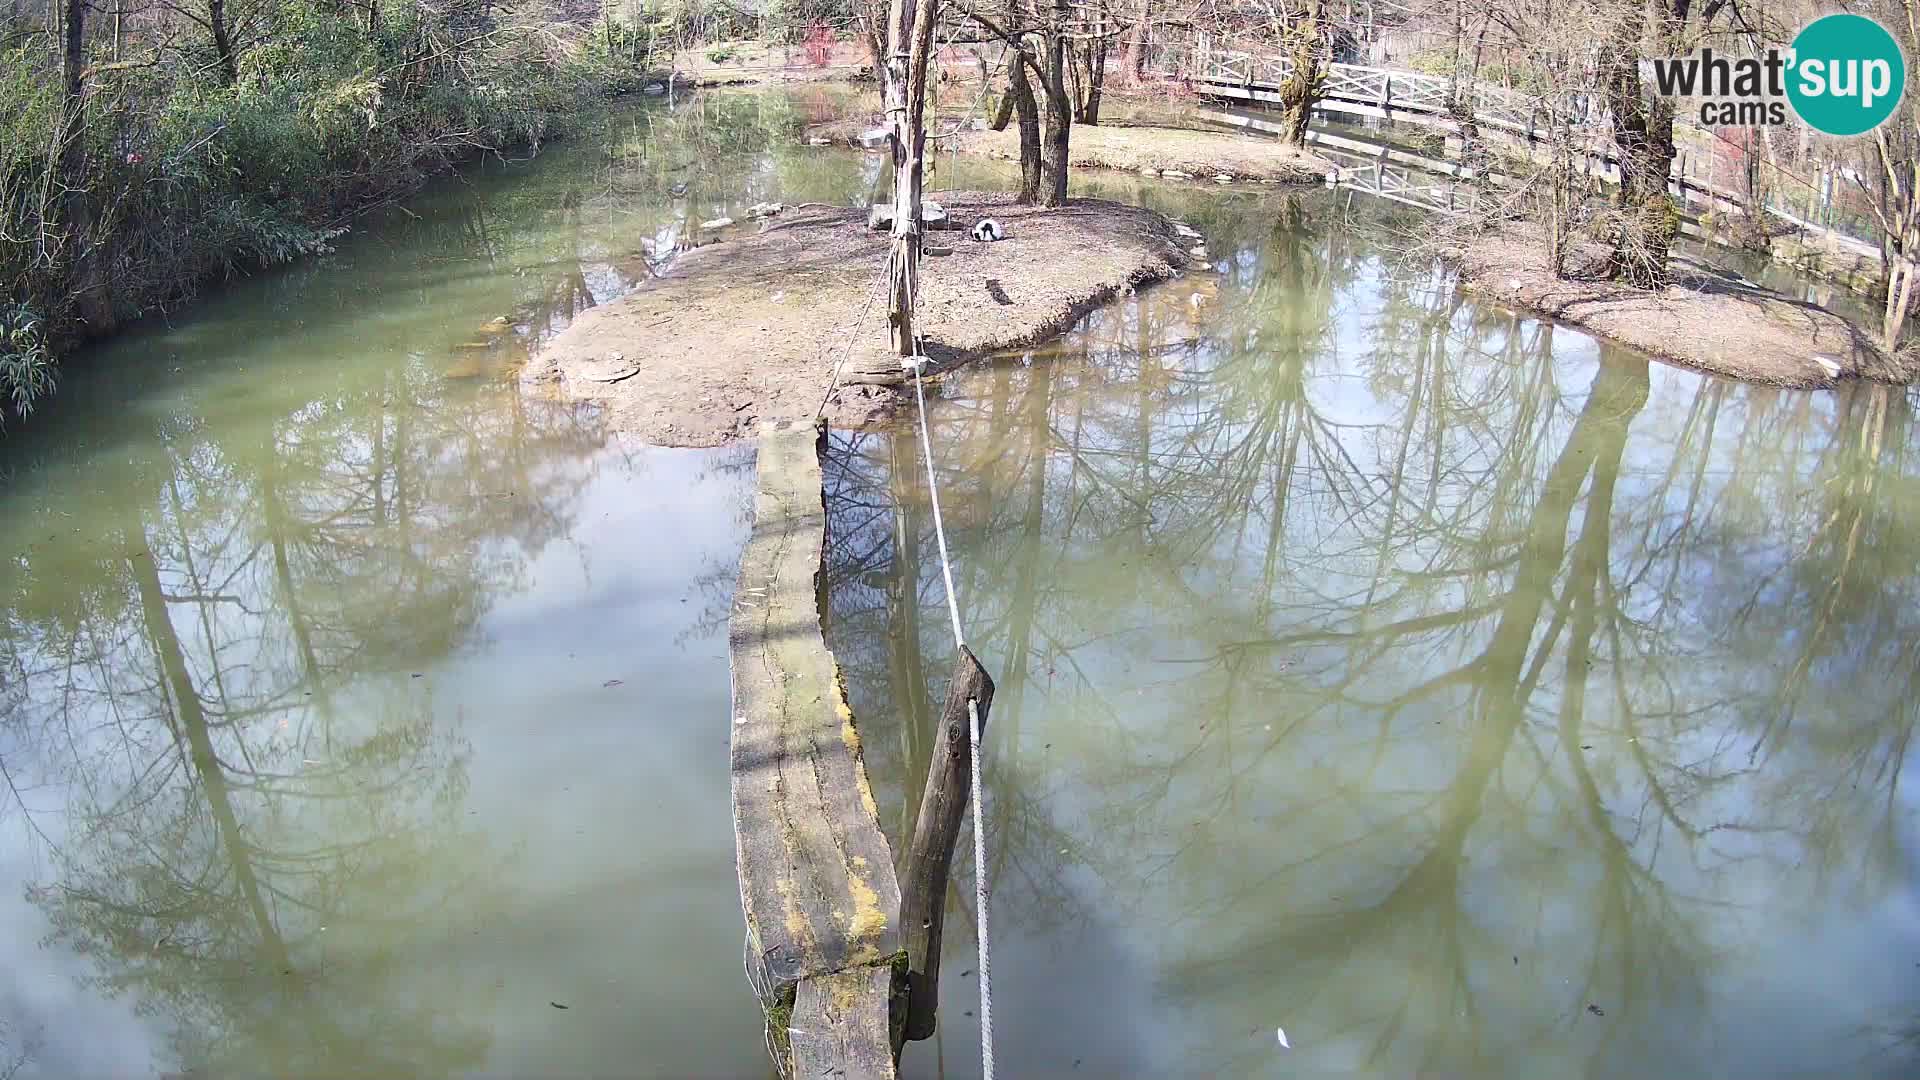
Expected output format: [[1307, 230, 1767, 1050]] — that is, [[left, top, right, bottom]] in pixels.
[[0, 304, 51, 422], [0, 0, 639, 422]]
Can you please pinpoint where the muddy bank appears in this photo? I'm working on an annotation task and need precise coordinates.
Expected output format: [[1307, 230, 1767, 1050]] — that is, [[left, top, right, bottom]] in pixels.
[[1452, 227, 1912, 388], [955, 124, 1329, 184], [652, 39, 875, 88], [806, 116, 1328, 184], [522, 192, 1191, 446]]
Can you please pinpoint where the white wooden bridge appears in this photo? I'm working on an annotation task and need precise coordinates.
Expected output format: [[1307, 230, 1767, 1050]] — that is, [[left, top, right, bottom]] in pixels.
[[1169, 43, 1879, 258], [1194, 46, 1573, 142]]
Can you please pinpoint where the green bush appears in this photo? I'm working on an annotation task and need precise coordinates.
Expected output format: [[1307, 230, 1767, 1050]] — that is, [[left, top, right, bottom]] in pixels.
[[0, 0, 639, 421], [0, 303, 51, 422]]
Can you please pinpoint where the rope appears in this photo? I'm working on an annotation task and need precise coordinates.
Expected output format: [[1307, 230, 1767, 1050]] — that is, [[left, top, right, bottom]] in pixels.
[[907, 339, 994, 1080], [742, 930, 788, 1078], [813, 259, 891, 421], [812, 35, 995, 1064], [909, 359, 966, 648], [966, 692, 993, 1080], [905, 33, 997, 1056]]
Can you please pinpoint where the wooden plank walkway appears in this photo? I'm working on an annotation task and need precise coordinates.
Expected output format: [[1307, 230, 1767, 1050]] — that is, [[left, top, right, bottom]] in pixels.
[[730, 419, 904, 1078]]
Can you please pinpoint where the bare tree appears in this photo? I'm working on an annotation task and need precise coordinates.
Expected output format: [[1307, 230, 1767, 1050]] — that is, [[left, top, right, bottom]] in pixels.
[[960, 0, 1075, 205], [1275, 0, 1327, 145], [1843, 0, 1918, 349], [881, 0, 940, 351]]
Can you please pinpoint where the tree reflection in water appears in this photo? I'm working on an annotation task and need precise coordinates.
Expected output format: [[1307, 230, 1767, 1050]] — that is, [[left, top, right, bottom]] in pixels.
[[2, 356, 609, 1075], [0, 124, 723, 1073], [824, 195, 1920, 1079]]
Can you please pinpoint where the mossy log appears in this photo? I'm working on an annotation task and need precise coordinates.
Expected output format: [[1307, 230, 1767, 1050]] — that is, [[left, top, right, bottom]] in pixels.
[[729, 420, 905, 1078]]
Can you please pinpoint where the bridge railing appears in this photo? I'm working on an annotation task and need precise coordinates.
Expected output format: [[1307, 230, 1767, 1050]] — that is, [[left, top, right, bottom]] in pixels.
[[1194, 45, 1563, 135], [1170, 39, 1880, 258]]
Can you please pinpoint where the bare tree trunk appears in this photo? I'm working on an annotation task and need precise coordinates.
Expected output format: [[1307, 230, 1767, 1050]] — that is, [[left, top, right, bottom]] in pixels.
[[883, 0, 938, 354], [1884, 171, 1917, 347], [1090, 38, 1107, 122], [990, 84, 1015, 130], [1888, 255, 1916, 348], [1126, 0, 1149, 80], [854, 0, 887, 78], [1601, 0, 1678, 286], [1039, 0, 1070, 207], [1544, 145, 1563, 277], [1277, 0, 1324, 147], [1736, 129, 1771, 250], [1010, 50, 1042, 202], [59, 0, 114, 333], [1460, 15, 1488, 116], [208, 0, 237, 85], [1067, 34, 1083, 119], [1448, 0, 1464, 111], [1869, 48, 1917, 351], [1075, 24, 1107, 124]]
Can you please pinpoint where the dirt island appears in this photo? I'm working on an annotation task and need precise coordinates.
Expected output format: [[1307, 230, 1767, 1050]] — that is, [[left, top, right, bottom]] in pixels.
[[521, 192, 1195, 446], [1451, 226, 1916, 388]]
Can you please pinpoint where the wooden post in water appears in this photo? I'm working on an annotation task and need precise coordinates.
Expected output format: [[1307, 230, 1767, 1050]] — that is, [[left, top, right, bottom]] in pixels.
[[899, 646, 996, 1042]]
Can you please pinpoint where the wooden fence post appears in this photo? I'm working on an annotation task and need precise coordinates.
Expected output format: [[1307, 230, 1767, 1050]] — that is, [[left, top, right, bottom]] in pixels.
[[899, 646, 996, 1043]]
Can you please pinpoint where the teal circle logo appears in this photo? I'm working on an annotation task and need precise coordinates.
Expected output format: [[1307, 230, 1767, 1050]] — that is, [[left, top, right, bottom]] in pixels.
[[1786, 14, 1906, 136]]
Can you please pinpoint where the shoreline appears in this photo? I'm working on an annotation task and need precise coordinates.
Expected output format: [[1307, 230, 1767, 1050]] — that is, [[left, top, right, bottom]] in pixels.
[[1449, 227, 1912, 388], [805, 114, 1332, 186], [950, 123, 1331, 185]]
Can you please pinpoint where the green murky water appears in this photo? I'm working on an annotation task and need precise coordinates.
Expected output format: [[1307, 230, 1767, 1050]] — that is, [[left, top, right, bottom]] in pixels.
[[825, 197, 1920, 1077], [3, 86, 1916, 1078], [0, 90, 865, 1078]]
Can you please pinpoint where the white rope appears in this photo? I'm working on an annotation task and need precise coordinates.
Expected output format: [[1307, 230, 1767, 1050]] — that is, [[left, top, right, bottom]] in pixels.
[[814, 261, 891, 421], [907, 346, 994, 1080], [884, 43, 995, 1058], [966, 695, 993, 1080], [909, 360, 967, 649]]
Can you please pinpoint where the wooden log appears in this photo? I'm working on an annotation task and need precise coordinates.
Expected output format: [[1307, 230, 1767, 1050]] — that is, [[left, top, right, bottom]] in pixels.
[[899, 646, 996, 1042], [730, 420, 904, 1002], [788, 967, 906, 1080]]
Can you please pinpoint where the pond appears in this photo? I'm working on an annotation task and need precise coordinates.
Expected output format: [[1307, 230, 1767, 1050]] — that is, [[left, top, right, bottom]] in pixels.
[[0, 90, 852, 1078], [2, 87, 1917, 1078], [824, 197, 1920, 1076]]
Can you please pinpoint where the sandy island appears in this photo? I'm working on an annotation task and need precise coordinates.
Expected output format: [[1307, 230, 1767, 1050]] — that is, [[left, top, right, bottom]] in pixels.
[[1452, 226, 1914, 388], [521, 192, 1192, 446]]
